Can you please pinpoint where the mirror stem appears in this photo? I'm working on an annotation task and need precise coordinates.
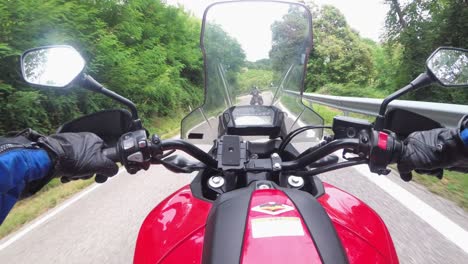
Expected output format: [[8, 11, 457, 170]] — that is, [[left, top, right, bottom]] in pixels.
[[79, 74, 142, 129], [374, 72, 434, 131]]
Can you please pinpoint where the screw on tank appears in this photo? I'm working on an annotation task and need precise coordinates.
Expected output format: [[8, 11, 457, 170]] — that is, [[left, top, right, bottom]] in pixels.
[[288, 176, 304, 188], [208, 176, 225, 188]]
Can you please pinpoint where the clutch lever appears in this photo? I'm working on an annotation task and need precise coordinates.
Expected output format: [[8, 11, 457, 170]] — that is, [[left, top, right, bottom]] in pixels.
[[342, 148, 366, 161]]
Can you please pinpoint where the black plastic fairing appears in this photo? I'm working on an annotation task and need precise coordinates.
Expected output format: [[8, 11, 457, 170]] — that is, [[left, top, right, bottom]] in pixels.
[[332, 115, 372, 140], [201, 182, 348, 264], [282, 188, 349, 263], [218, 105, 286, 138], [57, 109, 134, 146], [201, 184, 255, 264]]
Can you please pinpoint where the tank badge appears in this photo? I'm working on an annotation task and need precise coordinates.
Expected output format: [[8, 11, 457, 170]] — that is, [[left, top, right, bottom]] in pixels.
[[251, 202, 294, 215]]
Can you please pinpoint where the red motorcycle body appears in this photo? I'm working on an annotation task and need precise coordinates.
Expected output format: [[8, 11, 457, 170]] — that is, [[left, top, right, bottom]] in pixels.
[[134, 182, 398, 264]]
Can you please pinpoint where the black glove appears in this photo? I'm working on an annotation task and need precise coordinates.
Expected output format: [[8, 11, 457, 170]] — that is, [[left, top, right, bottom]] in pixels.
[[397, 118, 468, 181], [38, 132, 119, 183]]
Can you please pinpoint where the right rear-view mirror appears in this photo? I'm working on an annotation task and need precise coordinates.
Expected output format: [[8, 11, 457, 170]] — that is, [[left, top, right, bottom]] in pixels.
[[426, 47, 468, 87]]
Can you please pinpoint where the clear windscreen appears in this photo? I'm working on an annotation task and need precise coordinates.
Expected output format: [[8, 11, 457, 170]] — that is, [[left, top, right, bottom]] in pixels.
[[181, 1, 323, 143]]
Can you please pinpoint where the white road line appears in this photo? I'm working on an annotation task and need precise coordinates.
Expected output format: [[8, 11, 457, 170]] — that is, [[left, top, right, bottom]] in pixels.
[[354, 164, 468, 254], [0, 168, 126, 251]]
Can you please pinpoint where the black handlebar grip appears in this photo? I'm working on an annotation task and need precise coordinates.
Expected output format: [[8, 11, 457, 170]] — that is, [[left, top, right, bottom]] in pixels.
[[399, 171, 413, 182], [103, 147, 119, 162]]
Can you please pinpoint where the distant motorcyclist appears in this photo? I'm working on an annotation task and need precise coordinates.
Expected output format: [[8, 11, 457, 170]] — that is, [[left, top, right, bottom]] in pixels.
[[250, 86, 260, 96], [249, 85, 263, 105], [0, 130, 118, 224]]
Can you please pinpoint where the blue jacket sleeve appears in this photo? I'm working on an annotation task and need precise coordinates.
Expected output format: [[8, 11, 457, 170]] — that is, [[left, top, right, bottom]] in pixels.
[[461, 128, 468, 146], [0, 149, 52, 224]]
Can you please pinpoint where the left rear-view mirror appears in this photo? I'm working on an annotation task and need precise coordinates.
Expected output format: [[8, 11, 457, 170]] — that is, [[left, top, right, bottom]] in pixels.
[[21, 45, 85, 88], [426, 47, 468, 87]]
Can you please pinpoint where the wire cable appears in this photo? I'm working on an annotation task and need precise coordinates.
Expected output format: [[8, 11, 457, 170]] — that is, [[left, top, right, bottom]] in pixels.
[[286, 160, 367, 177], [279, 125, 331, 154]]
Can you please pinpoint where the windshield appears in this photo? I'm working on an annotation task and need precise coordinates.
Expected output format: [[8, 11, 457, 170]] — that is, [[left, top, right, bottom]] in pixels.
[[181, 1, 323, 143]]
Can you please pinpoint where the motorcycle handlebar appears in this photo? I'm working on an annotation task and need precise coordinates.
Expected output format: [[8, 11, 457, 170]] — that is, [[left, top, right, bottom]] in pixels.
[[103, 132, 401, 174], [281, 138, 362, 171], [102, 138, 218, 168], [103, 147, 119, 162], [159, 140, 217, 168]]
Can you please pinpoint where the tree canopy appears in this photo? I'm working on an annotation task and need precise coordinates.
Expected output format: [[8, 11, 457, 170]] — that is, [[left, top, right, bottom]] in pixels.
[[383, 0, 468, 103], [0, 0, 204, 134], [304, 5, 375, 94], [298, 0, 467, 102], [1, 0, 467, 135]]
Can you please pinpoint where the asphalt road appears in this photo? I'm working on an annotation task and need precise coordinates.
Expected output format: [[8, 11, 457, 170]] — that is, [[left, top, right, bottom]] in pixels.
[[0, 163, 196, 264]]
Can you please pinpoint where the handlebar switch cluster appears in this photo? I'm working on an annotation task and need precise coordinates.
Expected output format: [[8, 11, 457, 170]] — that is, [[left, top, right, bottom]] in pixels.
[[116, 130, 151, 174], [332, 116, 373, 140], [368, 131, 402, 175]]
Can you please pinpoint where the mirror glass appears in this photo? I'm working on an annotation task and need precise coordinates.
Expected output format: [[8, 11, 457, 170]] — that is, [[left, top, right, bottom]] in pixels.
[[427, 48, 468, 86], [22, 46, 85, 87]]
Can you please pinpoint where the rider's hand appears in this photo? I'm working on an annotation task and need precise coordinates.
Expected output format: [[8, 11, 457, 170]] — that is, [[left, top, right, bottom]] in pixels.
[[38, 132, 119, 182], [397, 117, 468, 180]]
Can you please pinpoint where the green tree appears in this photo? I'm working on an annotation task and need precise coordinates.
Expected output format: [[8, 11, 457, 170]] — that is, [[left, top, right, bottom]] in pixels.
[[269, 5, 311, 93], [270, 6, 309, 73], [202, 23, 246, 109], [0, 0, 204, 134], [383, 0, 468, 103], [304, 5, 374, 93]]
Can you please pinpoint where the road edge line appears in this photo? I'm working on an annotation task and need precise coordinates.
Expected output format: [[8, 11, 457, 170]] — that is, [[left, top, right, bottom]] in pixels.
[[0, 168, 126, 251], [354, 164, 468, 254]]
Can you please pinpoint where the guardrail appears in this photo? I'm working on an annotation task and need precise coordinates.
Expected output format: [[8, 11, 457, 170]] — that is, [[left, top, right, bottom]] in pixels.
[[284, 90, 468, 128]]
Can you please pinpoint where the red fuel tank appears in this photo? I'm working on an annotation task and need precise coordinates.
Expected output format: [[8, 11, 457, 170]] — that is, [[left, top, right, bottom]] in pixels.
[[134, 183, 398, 264], [133, 185, 211, 264], [318, 183, 399, 264]]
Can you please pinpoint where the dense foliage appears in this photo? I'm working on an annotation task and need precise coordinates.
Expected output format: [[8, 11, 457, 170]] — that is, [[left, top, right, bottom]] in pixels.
[[269, 5, 311, 93], [305, 4, 374, 93], [301, 0, 467, 102], [238, 69, 273, 93], [202, 22, 246, 110], [0, 0, 203, 134], [383, 0, 468, 103], [1, 0, 467, 135]]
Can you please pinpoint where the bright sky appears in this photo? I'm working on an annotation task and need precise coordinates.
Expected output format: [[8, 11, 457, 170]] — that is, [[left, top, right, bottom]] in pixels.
[[166, 0, 389, 42], [204, 2, 293, 61]]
